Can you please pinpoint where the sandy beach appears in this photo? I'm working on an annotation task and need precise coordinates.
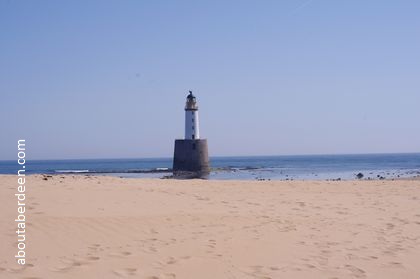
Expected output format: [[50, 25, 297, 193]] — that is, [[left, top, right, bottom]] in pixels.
[[1, 175, 420, 278]]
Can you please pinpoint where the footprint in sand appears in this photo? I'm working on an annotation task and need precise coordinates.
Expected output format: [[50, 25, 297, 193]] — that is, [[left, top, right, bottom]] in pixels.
[[166, 257, 177, 264], [50, 265, 73, 272], [247, 265, 273, 278], [85, 256, 100, 261], [109, 251, 132, 258], [88, 243, 101, 250], [207, 239, 216, 248], [113, 268, 137, 277], [344, 264, 366, 278], [145, 246, 157, 253], [71, 260, 88, 267], [5, 267, 26, 273], [303, 264, 317, 269], [296, 201, 306, 207], [387, 262, 404, 268], [51, 256, 98, 272], [384, 222, 394, 230]]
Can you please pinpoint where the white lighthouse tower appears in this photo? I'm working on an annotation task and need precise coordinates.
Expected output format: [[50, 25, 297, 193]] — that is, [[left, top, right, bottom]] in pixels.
[[185, 91, 200, 140]]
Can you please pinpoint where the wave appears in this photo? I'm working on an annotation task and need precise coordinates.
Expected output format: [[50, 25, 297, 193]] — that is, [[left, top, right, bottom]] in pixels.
[[55, 170, 90, 173], [212, 166, 263, 171], [54, 168, 172, 174]]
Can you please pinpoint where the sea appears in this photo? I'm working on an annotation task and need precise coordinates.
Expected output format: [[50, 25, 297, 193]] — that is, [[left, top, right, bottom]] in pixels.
[[1, 153, 420, 180]]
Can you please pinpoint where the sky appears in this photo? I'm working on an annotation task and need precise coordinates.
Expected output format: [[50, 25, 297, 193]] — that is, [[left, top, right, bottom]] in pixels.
[[1, 0, 419, 160]]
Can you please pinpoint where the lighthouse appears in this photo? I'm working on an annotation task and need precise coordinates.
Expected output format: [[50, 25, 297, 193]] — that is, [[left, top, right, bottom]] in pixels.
[[173, 91, 210, 176]]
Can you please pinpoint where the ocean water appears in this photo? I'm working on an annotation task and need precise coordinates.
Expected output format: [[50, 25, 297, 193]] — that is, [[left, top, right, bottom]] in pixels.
[[1, 153, 419, 180]]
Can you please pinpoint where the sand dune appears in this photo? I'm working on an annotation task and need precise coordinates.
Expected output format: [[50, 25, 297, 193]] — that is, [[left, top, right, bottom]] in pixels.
[[1, 175, 420, 278]]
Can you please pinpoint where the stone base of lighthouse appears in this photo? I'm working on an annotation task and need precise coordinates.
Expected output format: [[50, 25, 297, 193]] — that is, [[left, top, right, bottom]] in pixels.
[[173, 139, 210, 176]]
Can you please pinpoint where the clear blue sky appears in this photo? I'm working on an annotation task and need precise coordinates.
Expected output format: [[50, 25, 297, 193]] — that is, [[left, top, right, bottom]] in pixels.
[[1, 0, 419, 160]]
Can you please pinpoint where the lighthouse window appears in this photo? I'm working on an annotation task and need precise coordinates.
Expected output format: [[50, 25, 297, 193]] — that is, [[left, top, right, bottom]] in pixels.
[[192, 143, 196, 150], [192, 126, 194, 130]]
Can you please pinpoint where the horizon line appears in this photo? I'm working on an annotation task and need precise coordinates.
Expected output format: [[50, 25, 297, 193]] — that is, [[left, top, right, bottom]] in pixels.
[[1, 151, 419, 162]]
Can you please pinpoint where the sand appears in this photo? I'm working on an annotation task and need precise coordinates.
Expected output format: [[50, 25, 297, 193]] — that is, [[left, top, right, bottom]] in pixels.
[[1, 175, 420, 279]]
